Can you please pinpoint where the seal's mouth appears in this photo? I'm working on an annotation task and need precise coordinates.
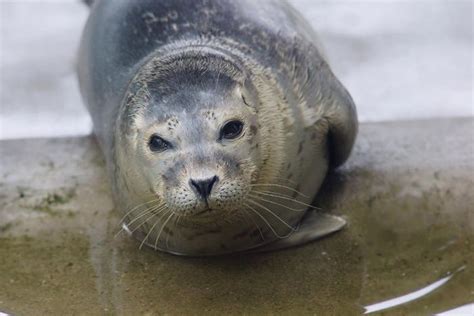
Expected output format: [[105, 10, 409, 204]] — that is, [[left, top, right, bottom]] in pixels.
[[194, 208, 213, 216]]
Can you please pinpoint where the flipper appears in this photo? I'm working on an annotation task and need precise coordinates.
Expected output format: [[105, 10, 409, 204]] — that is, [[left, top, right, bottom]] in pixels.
[[248, 211, 346, 253]]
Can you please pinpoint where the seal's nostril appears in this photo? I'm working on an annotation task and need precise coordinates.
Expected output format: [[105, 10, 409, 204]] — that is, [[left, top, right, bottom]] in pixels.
[[189, 176, 219, 200]]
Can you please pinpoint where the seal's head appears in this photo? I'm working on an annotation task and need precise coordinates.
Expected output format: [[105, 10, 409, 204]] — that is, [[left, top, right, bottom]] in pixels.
[[116, 48, 268, 224]]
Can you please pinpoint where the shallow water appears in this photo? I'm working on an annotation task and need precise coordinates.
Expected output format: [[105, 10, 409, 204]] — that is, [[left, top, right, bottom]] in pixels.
[[1, 119, 473, 315]]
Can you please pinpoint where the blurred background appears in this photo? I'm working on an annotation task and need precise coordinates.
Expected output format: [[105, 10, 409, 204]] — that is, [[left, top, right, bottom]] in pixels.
[[0, 0, 472, 140]]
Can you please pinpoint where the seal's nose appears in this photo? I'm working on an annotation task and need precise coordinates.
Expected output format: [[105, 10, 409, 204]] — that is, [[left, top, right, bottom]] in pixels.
[[189, 176, 218, 200]]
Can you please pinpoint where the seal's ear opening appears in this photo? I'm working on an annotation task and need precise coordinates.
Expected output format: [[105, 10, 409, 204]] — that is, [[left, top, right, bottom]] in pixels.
[[323, 70, 358, 168], [236, 76, 259, 109]]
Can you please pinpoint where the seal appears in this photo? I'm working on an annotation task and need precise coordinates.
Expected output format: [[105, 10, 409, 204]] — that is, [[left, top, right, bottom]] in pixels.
[[77, 0, 358, 256]]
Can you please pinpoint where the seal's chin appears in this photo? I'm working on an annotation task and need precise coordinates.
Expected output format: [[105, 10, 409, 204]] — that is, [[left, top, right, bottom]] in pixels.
[[194, 208, 212, 216], [172, 200, 240, 221], [192, 207, 222, 218], [184, 203, 234, 218]]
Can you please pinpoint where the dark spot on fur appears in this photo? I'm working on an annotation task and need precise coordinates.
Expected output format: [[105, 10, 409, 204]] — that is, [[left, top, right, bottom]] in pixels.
[[311, 132, 317, 140], [207, 228, 222, 234], [250, 229, 262, 239], [287, 173, 293, 179], [232, 228, 252, 240], [292, 184, 302, 198], [163, 226, 174, 236], [286, 162, 291, 170], [191, 227, 222, 239], [298, 141, 304, 154], [249, 125, 258, 136]]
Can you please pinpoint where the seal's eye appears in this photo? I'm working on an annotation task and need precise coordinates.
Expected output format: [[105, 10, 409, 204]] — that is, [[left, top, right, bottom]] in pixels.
[[148, 135, 171, 152], [220, 120, 244, 140]]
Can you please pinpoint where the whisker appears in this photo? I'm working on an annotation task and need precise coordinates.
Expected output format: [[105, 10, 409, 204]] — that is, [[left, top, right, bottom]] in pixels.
[[131, 207, 168, 234], [241, 209, 265, 242], [119, 198, 161, 223], [250, 191, 320, 210], [271, 176, 298, 186], [127, 204, 167, 228], [114, 204, 166, 238], [244, 203, 292, 239], [139, 210, 170, 250], [247, 199, 297, 231], [167, 215, 181, 249], [154, 212, 175, 250], [248, 194, 307, 212], [175, 214, 182, 227], [249, 183, 309, 198], [252, 189, 299, 198]]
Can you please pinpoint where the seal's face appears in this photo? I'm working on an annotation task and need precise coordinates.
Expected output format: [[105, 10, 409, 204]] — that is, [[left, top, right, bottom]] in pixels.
[[127, 70, 260, 221]]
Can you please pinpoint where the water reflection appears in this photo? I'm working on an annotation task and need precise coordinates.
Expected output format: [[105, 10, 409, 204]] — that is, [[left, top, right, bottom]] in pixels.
[[437, 303, 474, 315], [364, 266, 465, 314]]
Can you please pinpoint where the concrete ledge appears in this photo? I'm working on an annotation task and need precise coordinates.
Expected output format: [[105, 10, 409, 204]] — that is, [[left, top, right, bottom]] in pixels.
[[0, 118, 473, 315]]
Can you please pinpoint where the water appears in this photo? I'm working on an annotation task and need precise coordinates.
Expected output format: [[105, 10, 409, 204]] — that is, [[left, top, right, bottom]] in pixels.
[[0, 119, 472, 314]]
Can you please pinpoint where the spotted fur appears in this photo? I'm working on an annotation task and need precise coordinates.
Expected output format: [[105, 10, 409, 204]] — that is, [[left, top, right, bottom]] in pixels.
[[78, 0, 357, 255]]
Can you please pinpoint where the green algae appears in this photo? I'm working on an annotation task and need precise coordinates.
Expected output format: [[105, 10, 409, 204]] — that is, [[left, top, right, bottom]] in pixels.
[[18, 187, 77, 216]]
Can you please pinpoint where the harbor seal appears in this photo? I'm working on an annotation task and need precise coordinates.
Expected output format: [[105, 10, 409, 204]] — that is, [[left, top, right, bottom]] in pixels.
[[77, 0, 357, 256]]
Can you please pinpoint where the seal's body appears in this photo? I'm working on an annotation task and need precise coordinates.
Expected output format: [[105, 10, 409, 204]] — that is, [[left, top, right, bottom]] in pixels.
[[78, 0, 357, 255]]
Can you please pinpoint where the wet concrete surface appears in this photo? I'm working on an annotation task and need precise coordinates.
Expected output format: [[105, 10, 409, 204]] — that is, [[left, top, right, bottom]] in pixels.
[[0, 118, 473, 315]]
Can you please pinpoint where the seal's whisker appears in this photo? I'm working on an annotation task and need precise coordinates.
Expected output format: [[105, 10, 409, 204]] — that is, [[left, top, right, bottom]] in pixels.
[[126, 204, 167, 229], [138, 214, 164, 250], [249, 184, 309, 198], [115, 208, 156, 239], [252, 189, 299, 198], [130, 207, 168, 235], [114, 204, 167, 238], [244, 203, 292, 239], [167, 215, 181, 249], [249, 191, 320, 210], [120, 199, 161, 223], [241, 209, 265, 242], [248, 194, 308, 212], [138, 211, 171, 250], [247, 199, 297, 231], [271, 176, 298, 186], [175, 214, 182, 227], [154, 212, 175, 250], [119, 198, 162, 223]]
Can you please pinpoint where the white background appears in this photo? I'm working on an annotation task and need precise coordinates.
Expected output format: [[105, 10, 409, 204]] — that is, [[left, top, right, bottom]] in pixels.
[[0, 0, 472, 139]]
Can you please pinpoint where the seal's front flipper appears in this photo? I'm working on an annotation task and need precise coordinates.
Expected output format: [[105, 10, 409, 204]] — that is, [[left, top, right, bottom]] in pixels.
[[250, 211, 346, 253]]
